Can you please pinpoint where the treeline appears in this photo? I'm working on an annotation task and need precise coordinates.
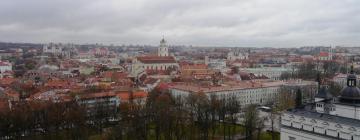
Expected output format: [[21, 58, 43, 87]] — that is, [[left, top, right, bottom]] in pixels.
[[0, 100, 90, 140], [280, 61, 348, 80], [0, 88, 276, 140]]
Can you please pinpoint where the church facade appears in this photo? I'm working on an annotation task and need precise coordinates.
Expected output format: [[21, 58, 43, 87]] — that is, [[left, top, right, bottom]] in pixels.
[[131, 38, 178, 76]]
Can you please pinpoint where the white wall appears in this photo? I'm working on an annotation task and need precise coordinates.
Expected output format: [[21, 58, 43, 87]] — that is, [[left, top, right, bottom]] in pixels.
[[281, 127, 333, 140], [334, 104, 360, 120], [0, 65, 11, 73], [281, 112, 360, 140], [170, 86, 280, 106]]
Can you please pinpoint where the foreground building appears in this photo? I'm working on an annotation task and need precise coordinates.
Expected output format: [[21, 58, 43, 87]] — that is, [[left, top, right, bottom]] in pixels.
[[169, 80, 317, 106], [281, 68, 360, 140]]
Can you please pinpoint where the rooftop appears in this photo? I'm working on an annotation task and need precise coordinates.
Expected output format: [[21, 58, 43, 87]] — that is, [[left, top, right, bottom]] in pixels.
[[170, 80, 316, 93], [286, 108, 360, 127], [137, 56, 176, 64], [0, 61, 11, 66], [78, 92, 117, 100], [116, 91, 147, 100], [319, 52, 329, 57]]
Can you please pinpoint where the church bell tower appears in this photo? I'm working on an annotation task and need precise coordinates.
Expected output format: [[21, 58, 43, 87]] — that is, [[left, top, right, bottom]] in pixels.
[[158, 37, 169, 57]]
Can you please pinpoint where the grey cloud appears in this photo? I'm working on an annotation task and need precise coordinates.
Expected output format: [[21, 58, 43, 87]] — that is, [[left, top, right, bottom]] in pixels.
[[0, 0, 359, 47]]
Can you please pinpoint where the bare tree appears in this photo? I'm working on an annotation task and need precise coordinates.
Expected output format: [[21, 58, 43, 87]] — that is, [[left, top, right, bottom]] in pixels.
[[227, 96, 241, 139], [209, 94, 220, 139], [243, 104, 261, 140]]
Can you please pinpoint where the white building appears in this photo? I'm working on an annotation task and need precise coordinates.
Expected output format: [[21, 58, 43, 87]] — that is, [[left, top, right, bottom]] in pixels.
[[241, 67, 294, 80], [227, 50, 249, 61], [206, 58, 227, 72], [43, 43, 72, 57], [0, 61, 12, 78], [43, 43, 64, 54], [281, 68, 360, 140], [0, 61, 12, 73], [76, 92, 120, 116], [131, 38, 178, 76], [169, 80, 317, 107]]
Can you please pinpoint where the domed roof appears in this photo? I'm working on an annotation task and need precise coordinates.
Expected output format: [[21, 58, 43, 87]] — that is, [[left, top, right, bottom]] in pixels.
[[339, 66, 360, 103], [340, 87, 360, 100], [315, 86, 333, 100]]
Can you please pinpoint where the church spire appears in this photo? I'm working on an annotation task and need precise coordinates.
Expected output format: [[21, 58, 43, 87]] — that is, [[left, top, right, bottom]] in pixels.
[[160, 36, 166, 44]]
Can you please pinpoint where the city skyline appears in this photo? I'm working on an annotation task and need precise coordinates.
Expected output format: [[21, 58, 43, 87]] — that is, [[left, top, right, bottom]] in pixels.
[[1, 0, 360, 47]]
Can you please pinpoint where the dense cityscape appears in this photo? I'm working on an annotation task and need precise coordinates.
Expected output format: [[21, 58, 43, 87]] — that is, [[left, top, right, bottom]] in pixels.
[[0, 40, 359, 140], [2, 0, 360, 140]]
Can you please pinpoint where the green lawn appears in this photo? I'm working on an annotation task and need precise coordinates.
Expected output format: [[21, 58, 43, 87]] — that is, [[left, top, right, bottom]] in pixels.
[[259, 131, 280, 140]]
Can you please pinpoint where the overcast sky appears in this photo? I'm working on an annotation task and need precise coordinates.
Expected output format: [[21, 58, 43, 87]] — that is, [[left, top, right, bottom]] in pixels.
[[0, 0, 359, 47]]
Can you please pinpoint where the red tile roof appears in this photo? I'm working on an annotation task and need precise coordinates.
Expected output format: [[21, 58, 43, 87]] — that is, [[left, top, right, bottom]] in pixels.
[[102, 71, 128, 79], [137, 56, 176, 64], [0, 78, 16, 87], [157, 83, 170, 90], [45, 80, 72, 89], [116, 91, 147, 100], [319, 52, 329, 57], [79, 92, 117, 99], [102, 71, 113, 78], [0, 61, 11, 66]]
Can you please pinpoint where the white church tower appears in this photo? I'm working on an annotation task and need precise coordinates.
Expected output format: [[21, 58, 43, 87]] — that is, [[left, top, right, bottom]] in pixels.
[[158, 38, 169, 57]]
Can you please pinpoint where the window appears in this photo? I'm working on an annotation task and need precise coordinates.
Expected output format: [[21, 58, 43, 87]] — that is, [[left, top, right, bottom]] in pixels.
[[289, 136, 296, 140]]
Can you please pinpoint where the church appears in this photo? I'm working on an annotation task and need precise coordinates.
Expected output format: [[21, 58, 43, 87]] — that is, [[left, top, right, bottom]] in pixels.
[[281, 66, 360, 140], [131, 38, 178, 76]]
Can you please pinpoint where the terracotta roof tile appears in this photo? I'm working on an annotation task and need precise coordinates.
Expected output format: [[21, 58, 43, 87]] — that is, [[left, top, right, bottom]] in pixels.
[[116, 91, 147, 100], [137, 56, 176, 64], [0, 78, 16, 87], [79, 92, 117, 99], [319, 52, 329, 57]]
